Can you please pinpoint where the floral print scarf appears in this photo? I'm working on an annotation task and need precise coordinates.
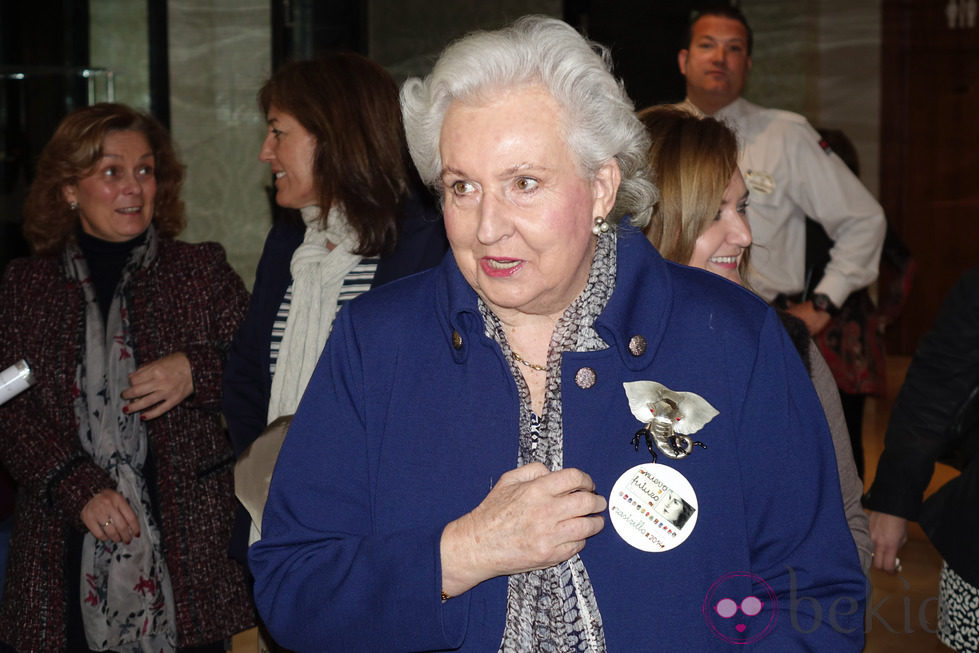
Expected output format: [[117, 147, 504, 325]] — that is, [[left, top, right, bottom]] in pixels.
[[66, 226, 178, 652]]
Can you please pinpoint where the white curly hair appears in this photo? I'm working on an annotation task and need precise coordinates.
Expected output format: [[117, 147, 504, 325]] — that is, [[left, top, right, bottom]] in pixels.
[[400, 15, 657, 228]]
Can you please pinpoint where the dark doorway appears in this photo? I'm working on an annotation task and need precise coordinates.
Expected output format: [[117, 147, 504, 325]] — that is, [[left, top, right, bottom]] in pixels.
[[566, 0, 704, 112]]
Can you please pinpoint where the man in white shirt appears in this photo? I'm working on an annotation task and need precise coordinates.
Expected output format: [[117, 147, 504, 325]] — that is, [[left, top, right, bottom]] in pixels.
[[675, 6, 886, 335]]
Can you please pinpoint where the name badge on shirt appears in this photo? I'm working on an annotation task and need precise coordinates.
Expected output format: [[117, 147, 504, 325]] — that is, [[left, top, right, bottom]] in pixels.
[[609, 463, 698, 552]]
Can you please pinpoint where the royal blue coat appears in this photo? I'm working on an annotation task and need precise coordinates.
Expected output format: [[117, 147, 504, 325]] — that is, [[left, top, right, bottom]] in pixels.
[[222, 193, 447, 564], [250, 227, 867, 651]]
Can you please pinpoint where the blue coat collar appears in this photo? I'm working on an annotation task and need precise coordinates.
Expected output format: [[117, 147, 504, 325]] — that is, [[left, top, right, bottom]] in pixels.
[[435, 223, 675, 372]]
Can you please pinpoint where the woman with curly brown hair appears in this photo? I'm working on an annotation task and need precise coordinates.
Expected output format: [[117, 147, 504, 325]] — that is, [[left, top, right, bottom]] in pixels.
[[0, 103, 253, 651]]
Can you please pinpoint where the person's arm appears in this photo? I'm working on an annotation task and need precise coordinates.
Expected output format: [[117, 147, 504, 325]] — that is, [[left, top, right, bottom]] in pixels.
[[169, 242, 250, 410], [249, 301, 606, 651], [738, 309, 867, 650], [864, 265, 979, 569], [808, 342, 872, 574], [123, 242, 249, 419], [786, 121, 886, 310], [223, 224, 296, 457], [0, 261, 116, 531], [249, 307, 465, 651]]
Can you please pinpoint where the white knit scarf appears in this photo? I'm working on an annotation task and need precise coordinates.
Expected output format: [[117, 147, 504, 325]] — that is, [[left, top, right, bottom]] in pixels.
[[267, 205, 361, 422]]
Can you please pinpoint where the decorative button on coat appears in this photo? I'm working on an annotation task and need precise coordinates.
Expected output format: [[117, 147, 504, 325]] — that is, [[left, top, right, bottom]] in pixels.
[[575, 367, 597, 389], [451, 330, 463, 350], [628, 335, 647, 357]]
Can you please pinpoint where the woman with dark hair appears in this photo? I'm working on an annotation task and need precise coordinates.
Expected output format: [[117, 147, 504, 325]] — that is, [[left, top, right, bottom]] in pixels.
[[221, 53, 446, 557], [639, 105, 872, 574], [0, 103, 253, 651]]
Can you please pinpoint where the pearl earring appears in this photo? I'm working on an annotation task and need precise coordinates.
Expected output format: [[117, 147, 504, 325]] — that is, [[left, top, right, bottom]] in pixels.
[[592, 215, 610, 235], [69, 202, 78, 210]]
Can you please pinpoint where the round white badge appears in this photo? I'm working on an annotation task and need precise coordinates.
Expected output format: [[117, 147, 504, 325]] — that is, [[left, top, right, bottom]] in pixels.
[[608, 463, 698, 552]]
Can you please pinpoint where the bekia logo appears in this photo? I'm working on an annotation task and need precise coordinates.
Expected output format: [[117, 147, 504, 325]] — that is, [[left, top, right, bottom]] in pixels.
[[703, 571, 778, 644]]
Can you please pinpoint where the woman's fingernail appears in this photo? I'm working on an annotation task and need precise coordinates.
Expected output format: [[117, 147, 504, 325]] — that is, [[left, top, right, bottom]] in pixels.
[[122, 406, 129, 413]]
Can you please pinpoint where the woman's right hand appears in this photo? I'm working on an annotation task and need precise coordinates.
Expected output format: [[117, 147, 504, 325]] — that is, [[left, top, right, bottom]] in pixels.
[[439, 462, 607, 597], [81, 489, 141, 545]]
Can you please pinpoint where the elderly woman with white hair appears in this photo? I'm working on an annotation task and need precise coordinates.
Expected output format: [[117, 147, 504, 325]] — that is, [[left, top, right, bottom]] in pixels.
[[249, 16, 865, 651]]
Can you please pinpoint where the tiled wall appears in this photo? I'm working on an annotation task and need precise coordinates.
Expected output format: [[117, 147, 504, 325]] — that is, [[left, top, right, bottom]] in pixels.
[[746, 0, 881, 195], [91, 0, 271, 288], [90, 1, 151, 111], [168, 0, 272, 288], [815, 0, 881, 197]]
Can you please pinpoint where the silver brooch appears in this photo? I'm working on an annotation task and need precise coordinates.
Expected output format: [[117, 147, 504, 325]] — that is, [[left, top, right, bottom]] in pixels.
[[623, 381, 719, 463]]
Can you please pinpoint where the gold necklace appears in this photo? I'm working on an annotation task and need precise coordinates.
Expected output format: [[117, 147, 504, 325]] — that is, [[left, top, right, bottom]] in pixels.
[[511, 349, 546, 372]]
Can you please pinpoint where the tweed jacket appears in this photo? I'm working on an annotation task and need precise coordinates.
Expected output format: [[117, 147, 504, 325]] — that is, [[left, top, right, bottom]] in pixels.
[[0, 238, 254, 651], [251, 228, 867, 651]]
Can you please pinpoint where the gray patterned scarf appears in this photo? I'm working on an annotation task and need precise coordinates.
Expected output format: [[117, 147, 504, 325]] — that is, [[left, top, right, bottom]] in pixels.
[[481, 230, 616, 653], [66, 226, 178, 652]]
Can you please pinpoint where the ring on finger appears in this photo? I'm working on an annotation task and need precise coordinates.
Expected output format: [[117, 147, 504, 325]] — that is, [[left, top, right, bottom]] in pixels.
[[894, 556, 902, 573], [103, 518, 113, 528]]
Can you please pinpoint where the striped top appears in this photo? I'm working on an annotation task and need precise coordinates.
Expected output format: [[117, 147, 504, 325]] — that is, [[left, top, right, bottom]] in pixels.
[[269, 257, 379, 376]]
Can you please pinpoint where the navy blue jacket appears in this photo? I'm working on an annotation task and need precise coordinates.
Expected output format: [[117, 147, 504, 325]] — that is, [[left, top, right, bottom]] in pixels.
[[222, 193, 447, 563], [251, 228, 866, 651]]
